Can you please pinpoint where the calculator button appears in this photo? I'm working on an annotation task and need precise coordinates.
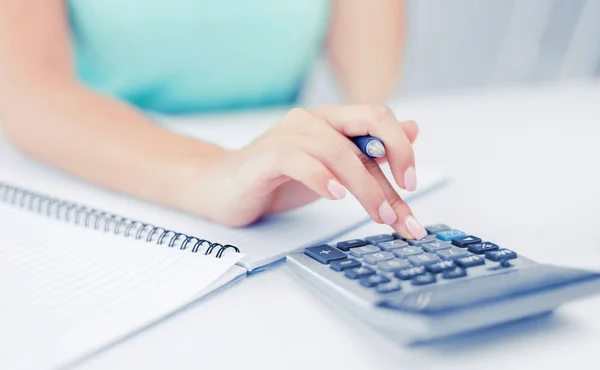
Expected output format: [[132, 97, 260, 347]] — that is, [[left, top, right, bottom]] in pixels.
[[393, 246, 423, 258], [330, 258, 361, 272], [406, 234, 437, 246], [426, 260, 456, 273], [365, 234, 395, 245], [485, 248, 518, 262], [349, 245, 381, 257], [407, 253, 441, 266], [425, 224, 450, 235], [392, 233, 404, 240], [394, 266, 426, 280], [451, 235, 482, 248], [345, 266, 376, 279], [412, 273, 437, 286], [336, 239, 367, 251], [421, 241, 452, 253], [442, 267, 468, 279], [455, 255, 485, 268], [378, 239, 409, 251], [436, 229, 466, 242], [377, 258, 412, 272], [468, 242, 499, 254], [437, 247, 470, 261], [360, 274, 391, 288], [363, 252, 395, 265], [304, 245, 347, 264], [376, 280, 403, 294]]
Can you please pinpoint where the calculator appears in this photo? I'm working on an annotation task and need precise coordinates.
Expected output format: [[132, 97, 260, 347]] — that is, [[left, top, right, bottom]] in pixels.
[[287, 224, 600, 342]]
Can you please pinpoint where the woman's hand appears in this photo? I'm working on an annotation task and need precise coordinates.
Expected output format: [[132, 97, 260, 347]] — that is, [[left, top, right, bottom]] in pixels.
[[195, 105, 427, 240]]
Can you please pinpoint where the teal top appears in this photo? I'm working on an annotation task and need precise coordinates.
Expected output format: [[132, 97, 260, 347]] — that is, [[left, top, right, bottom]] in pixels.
[[68, 0, 330, 114]]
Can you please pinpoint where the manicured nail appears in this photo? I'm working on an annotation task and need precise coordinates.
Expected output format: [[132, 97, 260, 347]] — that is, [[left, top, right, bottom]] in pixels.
[[327, 179, 346, 200], [404, 215, 427, 240], [404, 167, 417, 192], [378, 201, 397, 225]]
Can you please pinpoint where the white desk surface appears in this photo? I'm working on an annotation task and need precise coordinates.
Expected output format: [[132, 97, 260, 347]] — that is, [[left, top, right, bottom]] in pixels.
[[77, 81, 600, 370]]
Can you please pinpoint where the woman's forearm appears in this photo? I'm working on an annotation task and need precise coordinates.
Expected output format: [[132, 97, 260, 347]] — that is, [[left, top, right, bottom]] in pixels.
[[1, 75, 226, 214], [327, 0, 406, 103]]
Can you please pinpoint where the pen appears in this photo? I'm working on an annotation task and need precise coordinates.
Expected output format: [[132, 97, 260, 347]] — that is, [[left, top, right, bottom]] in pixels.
[[352, 135, 386, 158]]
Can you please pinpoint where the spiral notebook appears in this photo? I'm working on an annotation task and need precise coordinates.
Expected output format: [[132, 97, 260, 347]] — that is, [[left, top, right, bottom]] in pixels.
[[0, 110, 449, 368]]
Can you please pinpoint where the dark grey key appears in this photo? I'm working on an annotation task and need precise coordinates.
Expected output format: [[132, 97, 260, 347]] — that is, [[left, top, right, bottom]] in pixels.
[[393, 246, 423, 258], [330, 258, 361, 272], [455, 254, 485, 268], [376, 280, 403, 294], [360, 274, 391, 288], [437, 247, 470, 261], [379, 239, 409, 251], [426, 260, 456, 273], [344, 266, 376, 279], [407, 253, 441, 266], [336, 239, 367, 251], [349, 244, 380, 258], [363, 251, 395, 265], [421, 241, 452, 253], [377, 258, 411, 272], [425, 224, 450, 235], [406, 234, 437, 246], [412, 273, 437, 286], [365, 234, 394, 245]]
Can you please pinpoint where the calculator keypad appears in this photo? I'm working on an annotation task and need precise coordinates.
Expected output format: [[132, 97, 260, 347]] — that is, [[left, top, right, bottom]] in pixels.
[[303, 226, 519, 296]]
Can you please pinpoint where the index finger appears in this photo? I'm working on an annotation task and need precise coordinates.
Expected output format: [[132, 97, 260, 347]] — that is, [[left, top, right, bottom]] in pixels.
[[313, 104, 417, 192]]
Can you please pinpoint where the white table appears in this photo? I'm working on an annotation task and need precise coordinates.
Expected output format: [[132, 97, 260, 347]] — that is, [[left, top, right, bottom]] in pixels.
[[77, 81, 600, 370]]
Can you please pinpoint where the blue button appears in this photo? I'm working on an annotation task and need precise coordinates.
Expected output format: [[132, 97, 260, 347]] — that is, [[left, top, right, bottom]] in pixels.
[[442, 267, 467, 279], [393, 246, 423, 258], [425, 224, 450, 235], [376, 280, 403, 294], [437, 247, 470, 261], [365, 234, 395, 245], [421, 241, 452, 253], [468, 242, 499, 254], [426, 260, 456, 273], [451, 235, 482, 248], [378, 239, 409, 251], [304, 244, 347, 264], [345, 266, 376, 279], [436, 229, 466, 241], [412, 273, 437, 286], [407, 253, 441, 266], [394, 266, 426, 280], [485, 248, 517, 262], [336, 239, 367, 251], [455, 255, 485, 268], [360, 274, 391, 288], [330, 258, 361, 272], [406, 234, 437, 246]]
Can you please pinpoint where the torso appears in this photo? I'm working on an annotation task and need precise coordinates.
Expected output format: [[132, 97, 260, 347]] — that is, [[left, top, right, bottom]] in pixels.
[[68, 0, 330, 113]]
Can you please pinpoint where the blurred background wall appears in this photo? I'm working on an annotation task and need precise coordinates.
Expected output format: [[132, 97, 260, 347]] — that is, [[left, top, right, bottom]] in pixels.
[[304, 0, 600, 104]]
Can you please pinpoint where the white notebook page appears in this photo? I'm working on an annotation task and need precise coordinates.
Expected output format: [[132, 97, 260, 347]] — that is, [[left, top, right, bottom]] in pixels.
[[0, 205, 243, 369]]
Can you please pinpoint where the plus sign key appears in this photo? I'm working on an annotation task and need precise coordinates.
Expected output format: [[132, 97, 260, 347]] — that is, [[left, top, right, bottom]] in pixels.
[[304, 244, 347, 264]]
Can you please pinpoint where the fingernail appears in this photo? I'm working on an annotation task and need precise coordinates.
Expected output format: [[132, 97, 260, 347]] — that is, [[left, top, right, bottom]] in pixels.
[[327, 179, 346, 200], [378, 201, 397, 225], [404, 167, 417, 192], [404, 215, 427, 240]]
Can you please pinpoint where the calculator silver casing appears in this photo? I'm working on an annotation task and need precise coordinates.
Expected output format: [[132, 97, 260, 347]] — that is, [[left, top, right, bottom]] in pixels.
[[287, 251, 600, 343]]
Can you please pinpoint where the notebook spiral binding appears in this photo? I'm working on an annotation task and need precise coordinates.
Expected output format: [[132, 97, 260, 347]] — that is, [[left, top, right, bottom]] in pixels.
[[0, 182, 240, 258]]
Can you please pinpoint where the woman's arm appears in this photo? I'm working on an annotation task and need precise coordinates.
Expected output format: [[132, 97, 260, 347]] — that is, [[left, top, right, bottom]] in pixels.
[[327, 0, 406, 103], [0, 0, 225, 215]]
